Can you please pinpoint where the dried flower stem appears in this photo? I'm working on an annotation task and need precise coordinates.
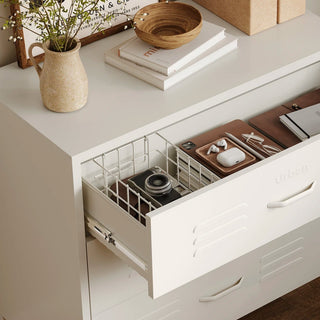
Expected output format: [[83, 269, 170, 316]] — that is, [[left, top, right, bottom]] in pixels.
[[0, 0, 132, 52]]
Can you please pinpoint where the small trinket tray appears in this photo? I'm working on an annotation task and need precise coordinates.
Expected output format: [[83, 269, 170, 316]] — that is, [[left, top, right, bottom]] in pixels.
[[195, 137, 256, 175]]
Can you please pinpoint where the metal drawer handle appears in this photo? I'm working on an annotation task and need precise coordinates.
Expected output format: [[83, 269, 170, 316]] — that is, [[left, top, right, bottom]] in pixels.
[[199, 277, 244, 302], [267, 181, 316, 209]]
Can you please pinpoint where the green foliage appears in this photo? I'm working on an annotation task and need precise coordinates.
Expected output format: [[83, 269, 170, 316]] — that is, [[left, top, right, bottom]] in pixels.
[[0, 0, 129, 51]]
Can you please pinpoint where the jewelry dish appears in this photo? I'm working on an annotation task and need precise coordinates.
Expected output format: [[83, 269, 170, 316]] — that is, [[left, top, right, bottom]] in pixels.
[[133, 1, 203, 49]]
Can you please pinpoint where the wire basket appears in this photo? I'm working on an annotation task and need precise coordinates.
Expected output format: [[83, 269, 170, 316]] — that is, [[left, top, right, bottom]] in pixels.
[[82, 132, 220, 226]]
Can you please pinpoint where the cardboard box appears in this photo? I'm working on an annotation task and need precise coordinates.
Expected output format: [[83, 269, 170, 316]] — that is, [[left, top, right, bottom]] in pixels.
[[193, 0, 278, 35], [277, 0, 306, 23]]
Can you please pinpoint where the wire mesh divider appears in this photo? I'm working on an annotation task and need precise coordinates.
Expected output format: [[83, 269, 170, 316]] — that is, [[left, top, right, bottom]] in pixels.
[[82, 132, 220, 226]]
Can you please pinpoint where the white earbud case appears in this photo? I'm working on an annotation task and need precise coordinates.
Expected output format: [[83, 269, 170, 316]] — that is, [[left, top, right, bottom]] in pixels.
[[216, 147, 246, 167]]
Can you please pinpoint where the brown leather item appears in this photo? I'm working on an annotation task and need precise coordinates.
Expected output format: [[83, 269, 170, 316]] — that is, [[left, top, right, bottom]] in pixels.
[[249, 88, 320, 148], [195, 136, 256, 175], [282, 88, 320, 110], [178, 119, 283, 177], [249, 105, 301, 148]]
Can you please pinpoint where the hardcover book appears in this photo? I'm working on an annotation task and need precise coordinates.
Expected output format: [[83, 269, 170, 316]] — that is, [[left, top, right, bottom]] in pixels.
[[118, 20, 225, 76], [105, 34, 238, 90]]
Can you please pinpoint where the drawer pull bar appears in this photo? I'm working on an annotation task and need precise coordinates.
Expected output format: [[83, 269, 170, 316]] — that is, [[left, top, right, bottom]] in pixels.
[[199, 277, 244, 302], [86, 215, 147, 272], [267, 181, 316, 209]]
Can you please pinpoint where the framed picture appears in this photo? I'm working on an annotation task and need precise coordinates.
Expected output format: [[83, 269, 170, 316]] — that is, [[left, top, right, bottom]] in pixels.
[[11, 0, 159, 68]]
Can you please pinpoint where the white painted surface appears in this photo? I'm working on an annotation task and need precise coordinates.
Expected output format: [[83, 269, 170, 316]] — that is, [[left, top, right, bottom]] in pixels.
[[1, 2, 320, 319], [87, 218, 320, 319], [147, 134, 320, 297], [1, 4, 320, 159], [0, 105, 90, 320], [307, 0, 320, 15], [86, 238, 147, 318], [83, 131, 320, 298], [81, 57, 320, 299]]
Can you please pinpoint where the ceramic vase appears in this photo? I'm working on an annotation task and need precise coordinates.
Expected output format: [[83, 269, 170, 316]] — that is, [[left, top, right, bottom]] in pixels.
[[28, 38, 88, 113]]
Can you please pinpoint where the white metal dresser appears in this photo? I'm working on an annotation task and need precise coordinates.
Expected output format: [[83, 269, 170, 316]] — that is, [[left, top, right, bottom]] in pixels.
[[1, 2, 320, 319]]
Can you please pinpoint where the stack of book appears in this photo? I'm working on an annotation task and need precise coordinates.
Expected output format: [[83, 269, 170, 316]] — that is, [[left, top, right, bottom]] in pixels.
[[104, 20, 238, 90]]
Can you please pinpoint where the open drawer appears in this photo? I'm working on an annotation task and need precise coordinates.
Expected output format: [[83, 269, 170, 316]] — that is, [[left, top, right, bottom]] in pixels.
[[82, 126, 320, 299]]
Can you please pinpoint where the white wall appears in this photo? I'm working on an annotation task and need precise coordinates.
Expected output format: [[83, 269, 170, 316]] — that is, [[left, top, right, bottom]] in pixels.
[[307, 0, 320, 16], [0, 0, 320, 67]]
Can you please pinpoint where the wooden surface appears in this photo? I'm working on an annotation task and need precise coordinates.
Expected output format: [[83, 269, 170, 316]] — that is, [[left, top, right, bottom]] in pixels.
[[177, 119, 283, 176], [240, 277, 320, 320], [195, 137, 256, 175]]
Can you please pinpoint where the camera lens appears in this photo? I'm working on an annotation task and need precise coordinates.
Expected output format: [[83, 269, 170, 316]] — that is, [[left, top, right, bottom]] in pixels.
[[145, 173, 172, 197]]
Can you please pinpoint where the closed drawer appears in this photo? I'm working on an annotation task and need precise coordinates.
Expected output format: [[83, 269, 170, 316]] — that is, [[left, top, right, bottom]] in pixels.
[[95, 291, 183, 320], [94, 263, 252, 320], [188, 217, 320, 320], [88, 218, 320, 320], [87, 238, 184, 320], [82, 129, 320, 299], [88, 231, 258, 320]]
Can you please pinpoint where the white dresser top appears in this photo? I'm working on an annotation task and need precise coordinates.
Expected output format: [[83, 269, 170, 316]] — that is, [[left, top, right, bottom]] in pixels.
[[1, 2, 320, 160]]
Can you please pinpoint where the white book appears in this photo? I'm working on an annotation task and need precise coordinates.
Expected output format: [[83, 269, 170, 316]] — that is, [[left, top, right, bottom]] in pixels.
[[279, 103, 320, 140], [105, 34, 238, 91], [118, 20, 225, 76]]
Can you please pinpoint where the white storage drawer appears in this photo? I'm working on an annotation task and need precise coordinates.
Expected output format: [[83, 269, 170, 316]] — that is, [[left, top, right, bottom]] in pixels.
[[87, 226, 258, 320], [92, 249, 256, 320], [187, 217, 320, 320], [82, 122, 320, 299], [88, 218, 320, 320]]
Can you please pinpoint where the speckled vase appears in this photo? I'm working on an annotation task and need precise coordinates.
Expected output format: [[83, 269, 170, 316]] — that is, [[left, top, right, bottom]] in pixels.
[[28, 38, 88, 113]]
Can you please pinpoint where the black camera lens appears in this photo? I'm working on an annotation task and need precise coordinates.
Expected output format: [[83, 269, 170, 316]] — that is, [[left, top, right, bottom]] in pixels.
[[145, 173, 172, 197]]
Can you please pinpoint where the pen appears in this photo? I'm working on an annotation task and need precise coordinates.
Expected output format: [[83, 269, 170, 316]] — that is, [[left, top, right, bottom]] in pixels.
[[225, 132, 265, 160]]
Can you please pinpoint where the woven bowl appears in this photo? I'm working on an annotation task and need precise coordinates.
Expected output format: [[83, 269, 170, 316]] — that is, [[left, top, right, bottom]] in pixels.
[[133, 2, 202, 49]]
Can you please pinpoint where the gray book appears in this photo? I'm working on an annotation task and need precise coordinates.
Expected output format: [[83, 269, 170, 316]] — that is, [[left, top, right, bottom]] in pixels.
[[279, 103, 320, 141]]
